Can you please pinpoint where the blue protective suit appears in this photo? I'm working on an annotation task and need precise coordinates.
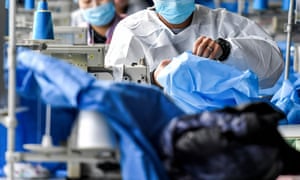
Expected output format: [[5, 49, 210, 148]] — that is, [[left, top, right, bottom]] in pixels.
[[4, 47, 185, 180]]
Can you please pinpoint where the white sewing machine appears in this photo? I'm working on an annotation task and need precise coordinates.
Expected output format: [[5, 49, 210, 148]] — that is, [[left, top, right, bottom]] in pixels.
[[39, 43, 150, 83], [5, 27, 150, 179]]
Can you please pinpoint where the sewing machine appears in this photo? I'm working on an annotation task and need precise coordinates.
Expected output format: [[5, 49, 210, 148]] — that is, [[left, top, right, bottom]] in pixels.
[[39, 43, 150, 83], [9, 38, 150, 179]]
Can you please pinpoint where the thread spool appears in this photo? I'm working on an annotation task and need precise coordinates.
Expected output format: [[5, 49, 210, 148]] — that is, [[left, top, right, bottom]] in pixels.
[[70, 110, 117, 151], [195, 0, 216, 9], [25, 0, 35, 10], [220, 0, 238, 13], [5, 0, 9, 9], [5, 6, 8, 36], [281, 0, 290, 11], [253, 0, 268, 11], [32, 0, 54, 40]]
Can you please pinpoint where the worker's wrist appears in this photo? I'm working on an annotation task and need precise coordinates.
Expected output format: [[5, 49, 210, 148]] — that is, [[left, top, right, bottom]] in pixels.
[[215, 38, 231, 61], [150, 69, 163, 89]]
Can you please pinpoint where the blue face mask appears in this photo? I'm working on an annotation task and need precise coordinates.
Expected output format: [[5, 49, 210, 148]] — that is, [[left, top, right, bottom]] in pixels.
[[154, 0, 195, 24], [81, 1, 115, 26]]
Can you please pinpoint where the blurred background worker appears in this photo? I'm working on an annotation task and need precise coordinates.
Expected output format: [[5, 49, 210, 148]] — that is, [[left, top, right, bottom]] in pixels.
[[71, 0, 151, 44], [105, 0, 284, 89], [71, 0, 124, 44]]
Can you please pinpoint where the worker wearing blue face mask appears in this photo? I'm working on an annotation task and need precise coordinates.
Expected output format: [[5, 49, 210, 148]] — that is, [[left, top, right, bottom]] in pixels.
[[105, 0, 284, 89], [71, 0, 124, 44]]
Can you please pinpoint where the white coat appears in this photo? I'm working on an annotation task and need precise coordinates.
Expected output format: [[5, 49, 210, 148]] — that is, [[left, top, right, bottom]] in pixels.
[[105, 5, 284, 89]]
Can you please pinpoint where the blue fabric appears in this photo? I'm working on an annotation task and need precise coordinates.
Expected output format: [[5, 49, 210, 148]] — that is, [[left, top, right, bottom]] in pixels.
[[157, 52, 259, 113], [271, 76, 300, 124], [4, 47, 185, 180]]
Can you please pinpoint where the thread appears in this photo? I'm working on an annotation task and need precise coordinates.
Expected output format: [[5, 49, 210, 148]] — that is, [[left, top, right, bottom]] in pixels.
[[32, 0, 54, 40], [25, 0, 35, 10], [253, 0, 268, 11]]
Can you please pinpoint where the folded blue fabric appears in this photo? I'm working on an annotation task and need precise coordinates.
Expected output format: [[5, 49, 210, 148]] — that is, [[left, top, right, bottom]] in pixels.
[[4, 47, 185, 180], [157, 52, 259, 113]]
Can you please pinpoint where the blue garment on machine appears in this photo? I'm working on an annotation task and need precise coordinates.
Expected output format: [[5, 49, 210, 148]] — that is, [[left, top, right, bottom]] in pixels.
[[157, 52, 259, 114], [4, 47, 185, 180], [271, 77, 300, 124]]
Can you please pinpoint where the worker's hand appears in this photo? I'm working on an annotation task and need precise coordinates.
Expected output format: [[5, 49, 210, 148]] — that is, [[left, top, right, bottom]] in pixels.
[[153, 59, 172, 88], [192, 36, 223, 60]]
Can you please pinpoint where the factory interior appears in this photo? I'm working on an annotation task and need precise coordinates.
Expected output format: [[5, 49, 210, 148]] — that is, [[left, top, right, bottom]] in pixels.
[[2, 0, 300, 179]]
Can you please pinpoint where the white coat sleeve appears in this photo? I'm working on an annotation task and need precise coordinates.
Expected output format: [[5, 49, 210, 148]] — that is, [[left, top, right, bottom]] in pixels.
[[218, 10, 284, 89], [105, 22, 145, 66]]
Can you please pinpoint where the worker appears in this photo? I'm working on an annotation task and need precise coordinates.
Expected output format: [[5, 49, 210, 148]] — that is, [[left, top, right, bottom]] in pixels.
[[105, 0, 284, 89], [71, 0, 124, 44], [114, 0, 150, 15]]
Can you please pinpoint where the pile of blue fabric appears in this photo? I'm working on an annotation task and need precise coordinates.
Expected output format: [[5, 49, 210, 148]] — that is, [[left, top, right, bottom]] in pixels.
[[157, 52, 260, 114]]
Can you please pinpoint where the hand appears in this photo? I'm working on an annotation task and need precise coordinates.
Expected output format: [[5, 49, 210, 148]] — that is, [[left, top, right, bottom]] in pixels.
[[153, 59, 172, 87], [192, 36, 223, 60]]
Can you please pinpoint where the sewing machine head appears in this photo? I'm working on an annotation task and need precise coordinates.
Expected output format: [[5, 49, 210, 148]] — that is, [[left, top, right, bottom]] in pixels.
[[40, 44, 107, 71]]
